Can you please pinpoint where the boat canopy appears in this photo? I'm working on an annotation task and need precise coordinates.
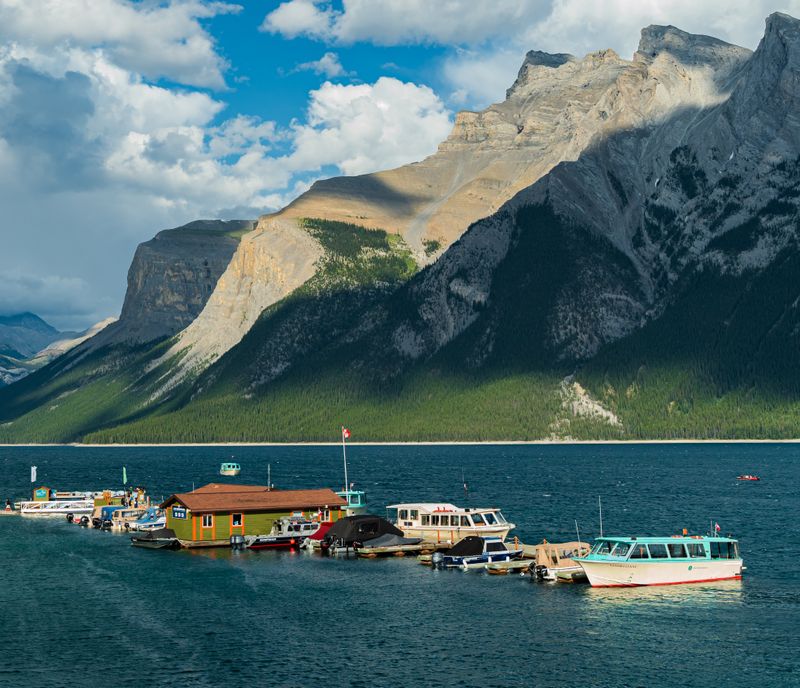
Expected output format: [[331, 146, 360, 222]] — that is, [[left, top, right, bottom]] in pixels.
[[324, 514, 402, 545], [445, 536, 505, 557]]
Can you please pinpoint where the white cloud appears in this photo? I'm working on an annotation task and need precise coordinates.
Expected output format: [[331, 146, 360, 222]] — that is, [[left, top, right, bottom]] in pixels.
[[293, 52, 353, 78], [262, 0, 551, 45], [264, 1, 800, 110], [291, 77, 452, 175], [262, 0, 333, 39], [0, 0, 241, 88]]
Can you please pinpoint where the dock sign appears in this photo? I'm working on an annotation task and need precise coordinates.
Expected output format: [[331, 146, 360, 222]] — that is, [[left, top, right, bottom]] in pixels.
[[172, 506, 187, 519]]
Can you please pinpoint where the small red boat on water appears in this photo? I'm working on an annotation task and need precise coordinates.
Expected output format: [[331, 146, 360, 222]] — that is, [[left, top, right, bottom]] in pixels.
[[737, 475, 761, 481]]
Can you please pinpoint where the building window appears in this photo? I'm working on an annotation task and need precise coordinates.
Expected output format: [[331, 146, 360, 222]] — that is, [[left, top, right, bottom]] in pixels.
[[232, 513, 242, 527], [202, 514, 213, 528]]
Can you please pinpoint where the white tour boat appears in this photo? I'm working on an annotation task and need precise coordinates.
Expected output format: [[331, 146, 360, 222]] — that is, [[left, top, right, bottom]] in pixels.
[[577, 535, 744, 587], [386, 503, 514, 544]]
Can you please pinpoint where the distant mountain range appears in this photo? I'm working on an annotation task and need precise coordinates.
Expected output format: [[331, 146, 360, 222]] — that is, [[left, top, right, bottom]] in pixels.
[[0, 313, 113, 387], [2, 13, 800, 443]]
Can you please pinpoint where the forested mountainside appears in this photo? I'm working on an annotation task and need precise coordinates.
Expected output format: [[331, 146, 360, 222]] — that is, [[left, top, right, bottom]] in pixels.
[[2, 14, 800, 443]]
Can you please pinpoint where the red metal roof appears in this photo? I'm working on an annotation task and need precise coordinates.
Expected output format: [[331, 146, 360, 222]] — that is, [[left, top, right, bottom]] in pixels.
[[161, 484, 346, 513]]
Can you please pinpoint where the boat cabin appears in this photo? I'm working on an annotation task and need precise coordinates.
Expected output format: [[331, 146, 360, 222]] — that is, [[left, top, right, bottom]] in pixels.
[[161, 483, 347, 548], [219, 462, 241, 476], [582, 536, 741, 562], [386, 503, 515, 544]]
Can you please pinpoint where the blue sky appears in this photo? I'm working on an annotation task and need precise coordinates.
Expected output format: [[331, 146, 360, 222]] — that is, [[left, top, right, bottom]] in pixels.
[[0, 0, 794, 329]]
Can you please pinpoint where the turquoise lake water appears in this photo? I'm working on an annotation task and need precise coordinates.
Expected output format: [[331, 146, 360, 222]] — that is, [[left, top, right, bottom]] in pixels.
[[0, 443, 797, 687]]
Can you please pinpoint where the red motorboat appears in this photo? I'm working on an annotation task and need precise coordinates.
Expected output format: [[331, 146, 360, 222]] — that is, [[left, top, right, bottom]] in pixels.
[[737, 475, 760, 481]]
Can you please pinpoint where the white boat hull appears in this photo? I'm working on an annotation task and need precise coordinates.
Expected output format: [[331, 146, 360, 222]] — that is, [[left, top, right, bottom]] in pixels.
[[401, 525, 512, 544], [579, 559, 744, 587]]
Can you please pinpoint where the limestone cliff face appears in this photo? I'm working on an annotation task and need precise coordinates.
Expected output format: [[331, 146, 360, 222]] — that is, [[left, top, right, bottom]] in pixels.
[[88, 220, 251, 350], [155, 217, 322, 385]]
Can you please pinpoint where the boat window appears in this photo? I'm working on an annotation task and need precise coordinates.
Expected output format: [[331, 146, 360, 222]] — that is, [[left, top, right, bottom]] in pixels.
[[629, 544, 649, 559], [610, 542, 631, 557], [471, 513, 485, 526], [431, 515, 439, 526], [399, 509, 408, 520], [710, 541, 732, 559], [593, 540, 613, 555], [421, 515, 430, 526], [486, 542, 507, 553], [647, 544, 668, 559], [410, 510, 418, 520], [461, 516, 470, 526], [732, 542, 740, 559], [494, 512, 507, 524], [687, 543, 706, 558], [483, 512, 497, 525], [202, 514, 213, 528], [232, 513, 242, 527], [667, 543, 687, 558]]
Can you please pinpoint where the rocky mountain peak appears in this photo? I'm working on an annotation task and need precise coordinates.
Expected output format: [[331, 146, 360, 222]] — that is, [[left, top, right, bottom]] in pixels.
[[505, 50, 576, 98], [636, 24, 751, 75]]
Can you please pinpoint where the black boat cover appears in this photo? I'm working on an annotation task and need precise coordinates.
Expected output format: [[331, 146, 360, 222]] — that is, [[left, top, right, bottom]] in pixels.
[[444, 536, 487, 557], [358, 533, 423, 549], [323, 515, 402, 545]]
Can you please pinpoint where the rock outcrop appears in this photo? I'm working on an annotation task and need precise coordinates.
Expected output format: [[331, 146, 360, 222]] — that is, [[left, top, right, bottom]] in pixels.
[[155, 217, 322, 384], [86, 220, 251, 350]]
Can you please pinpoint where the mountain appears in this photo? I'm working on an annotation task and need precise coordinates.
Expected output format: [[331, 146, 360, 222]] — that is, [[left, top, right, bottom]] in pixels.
[[0, 313, 70, 386], [2, 14, 800, 443]]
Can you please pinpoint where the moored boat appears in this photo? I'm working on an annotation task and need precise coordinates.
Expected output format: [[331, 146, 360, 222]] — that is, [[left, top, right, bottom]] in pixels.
[[577, 535, 744, 587], [247, 517, 324, 549], [737, 475, 760, 481], [387, 503, 514, 545], [131, 528, 180, 550], [128, 507, 166, 531], [432, 536, 524, 570], [527, 540, 591, 582]]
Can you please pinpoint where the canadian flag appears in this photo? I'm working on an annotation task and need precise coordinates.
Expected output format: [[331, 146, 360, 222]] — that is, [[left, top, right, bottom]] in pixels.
[[714, 522, 721, 532], [342, 427, 351, 439]]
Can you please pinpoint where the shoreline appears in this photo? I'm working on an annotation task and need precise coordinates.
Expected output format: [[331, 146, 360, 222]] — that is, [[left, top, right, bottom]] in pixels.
[[1, 439, 799, 448]]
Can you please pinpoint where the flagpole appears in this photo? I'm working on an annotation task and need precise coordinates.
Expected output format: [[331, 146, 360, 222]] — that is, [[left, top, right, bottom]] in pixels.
[[341, 426, 349, 493]]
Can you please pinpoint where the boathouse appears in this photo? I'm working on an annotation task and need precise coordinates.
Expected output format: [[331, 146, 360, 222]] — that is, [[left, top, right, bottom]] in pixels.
[[161, 483, 347, 547]]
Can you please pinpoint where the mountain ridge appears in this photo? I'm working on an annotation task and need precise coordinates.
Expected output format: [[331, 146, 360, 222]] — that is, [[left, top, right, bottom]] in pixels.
[[2, 13, 800, 443]]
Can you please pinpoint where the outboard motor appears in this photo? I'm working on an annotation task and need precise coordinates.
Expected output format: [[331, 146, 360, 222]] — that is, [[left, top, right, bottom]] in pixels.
[[101, 519, 113, 530], [431, 551, 444, 569], [531, 564, 548, 582], [230, 534, 247, 550], [79, 516, 90, 527], [65, 513, 74, 523]]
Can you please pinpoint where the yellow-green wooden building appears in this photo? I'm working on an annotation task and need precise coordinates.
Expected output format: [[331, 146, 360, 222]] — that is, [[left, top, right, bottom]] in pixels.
[[161, 483, 347, 547]]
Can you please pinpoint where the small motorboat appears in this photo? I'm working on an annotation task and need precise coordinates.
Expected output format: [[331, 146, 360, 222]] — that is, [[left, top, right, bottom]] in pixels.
[[130, 528, 180, 550], [92, 505, 125, 529], [128, 507, 166, 531], [432, 536, 524, 570], [248, 518, 324, 550], [527, 540, 591, 582], [737, 475, 760, 481], [320, 514, 404, 555], [220, 462, 240, 476]]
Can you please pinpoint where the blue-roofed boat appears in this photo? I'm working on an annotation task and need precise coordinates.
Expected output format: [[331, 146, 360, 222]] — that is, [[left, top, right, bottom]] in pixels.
[[576, 535, 744, 587], [128, 507, 166, 532], [432, 536, 524, 569]]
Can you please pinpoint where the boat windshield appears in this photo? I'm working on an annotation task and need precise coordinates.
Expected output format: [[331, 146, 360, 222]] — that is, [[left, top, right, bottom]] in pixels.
[[609, 542, 631, 558], [494, 511, 507, 524], [483, 512, 497, 525], [591, 540, 613, 555]]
